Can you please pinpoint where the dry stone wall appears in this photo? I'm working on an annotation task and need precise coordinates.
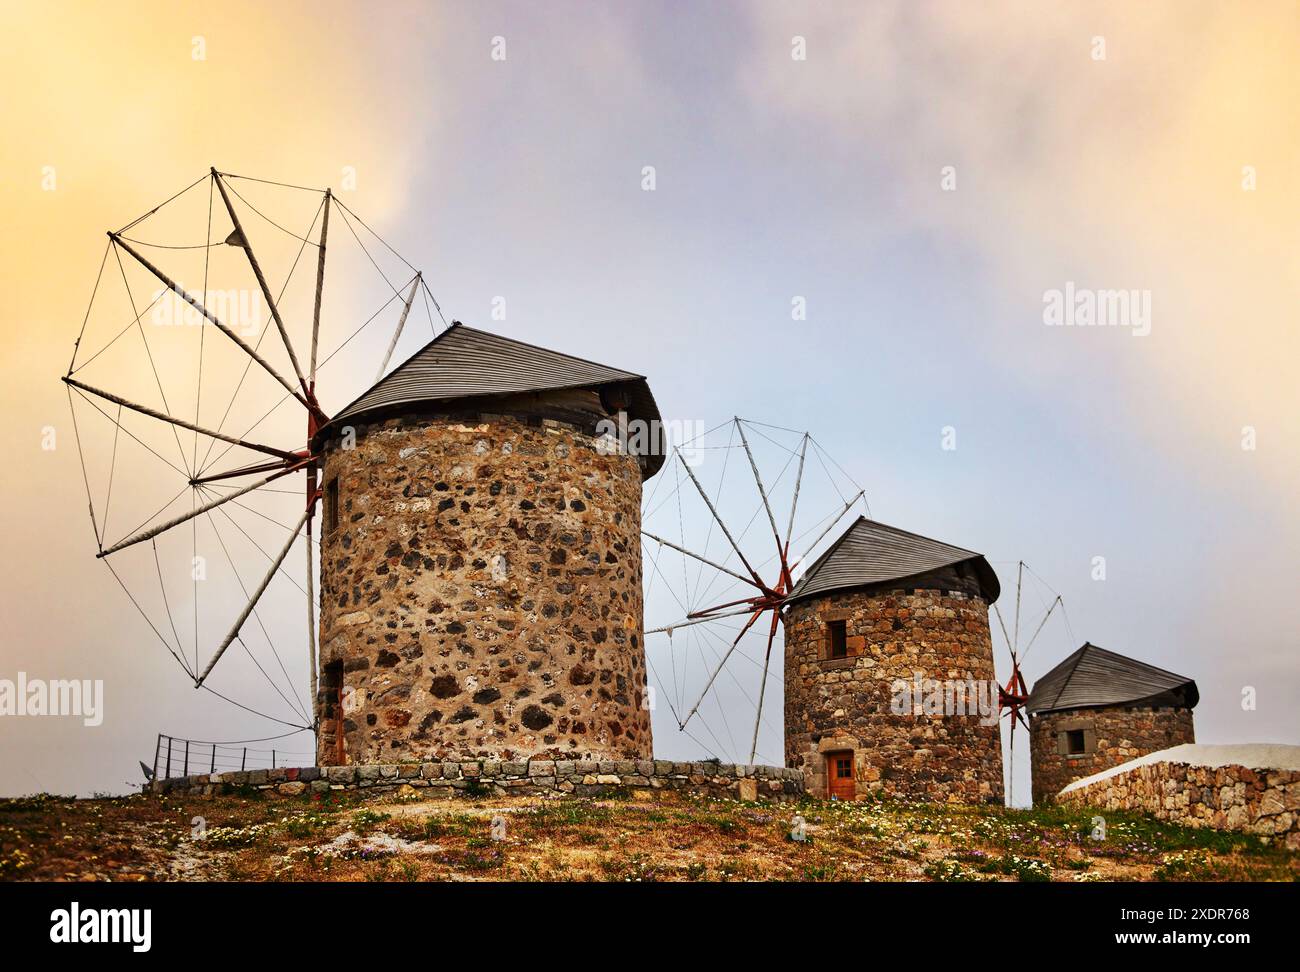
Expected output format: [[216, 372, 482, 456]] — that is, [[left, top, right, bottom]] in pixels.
[[147, 760, 804, 803], [316, 410, 652, 765], [1059, 756, 1299, 851], [784, 586, 1004, 804], [1030, 705, 1194, 805]]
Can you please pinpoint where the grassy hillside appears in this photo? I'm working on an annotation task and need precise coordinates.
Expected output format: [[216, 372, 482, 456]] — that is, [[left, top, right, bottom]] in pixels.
[[2, 788, 1296, 882]]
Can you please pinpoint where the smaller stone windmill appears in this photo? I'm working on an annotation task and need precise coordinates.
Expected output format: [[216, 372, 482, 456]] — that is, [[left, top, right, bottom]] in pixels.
[[634, 424, 1051, 792], [782, 517, 1005, 804], [1025, 643, 1198, 804]]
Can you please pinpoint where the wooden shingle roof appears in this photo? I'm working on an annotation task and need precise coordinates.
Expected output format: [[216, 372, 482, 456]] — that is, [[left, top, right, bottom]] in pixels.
[[316, 322, 664, 476], [1026, 643, 1199, 715], [784, 516, 1000, 605]]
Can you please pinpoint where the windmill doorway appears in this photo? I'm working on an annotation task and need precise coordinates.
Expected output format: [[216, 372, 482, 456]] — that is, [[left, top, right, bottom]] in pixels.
[[826, 750, 855, 800], [320, 660, 346, 765]]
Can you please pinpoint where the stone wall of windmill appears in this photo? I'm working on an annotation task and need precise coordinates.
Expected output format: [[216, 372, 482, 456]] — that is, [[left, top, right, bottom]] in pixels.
[[1029, 705, 1195, 804], [313, 391, 654, 766], [1024, 644, 1199, 804], [784, 557, 1005, 805]]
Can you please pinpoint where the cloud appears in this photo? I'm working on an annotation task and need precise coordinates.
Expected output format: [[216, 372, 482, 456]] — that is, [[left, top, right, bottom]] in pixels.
[[738, 0, 1299, 502]]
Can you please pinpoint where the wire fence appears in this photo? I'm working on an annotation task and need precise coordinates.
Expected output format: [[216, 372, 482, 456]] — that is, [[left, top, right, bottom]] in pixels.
[[153, 732, 316, 780]]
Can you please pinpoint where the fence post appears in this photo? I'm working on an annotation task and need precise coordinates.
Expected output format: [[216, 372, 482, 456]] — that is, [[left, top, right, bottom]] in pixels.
[[211, 743, 217, 774], [152, 734, 162, 782], [184, 739, 189, 777], [164, 736, 172, 780], [241, 748, 247, 770], [272, 749, 276, 769]]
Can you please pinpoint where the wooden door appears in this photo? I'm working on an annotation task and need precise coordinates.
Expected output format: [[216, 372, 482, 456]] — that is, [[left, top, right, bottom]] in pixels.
[[826, 752, 855, 801]]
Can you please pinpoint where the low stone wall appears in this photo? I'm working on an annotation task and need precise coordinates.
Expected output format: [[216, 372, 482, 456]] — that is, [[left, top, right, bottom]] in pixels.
[[146, 759, 805, 803], [1058, 745, 1300, 851]]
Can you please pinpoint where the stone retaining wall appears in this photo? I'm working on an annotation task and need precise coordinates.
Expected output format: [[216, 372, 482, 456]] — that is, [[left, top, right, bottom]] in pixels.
[[1059, 758, 1299, 851], [147, 759, 805, 803]]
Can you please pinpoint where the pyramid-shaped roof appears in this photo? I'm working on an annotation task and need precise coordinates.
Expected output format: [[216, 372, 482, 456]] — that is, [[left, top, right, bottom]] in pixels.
[[785, 516, 999, 605], [317, 322, 664, 476], [1026, 643, 1198, 715]]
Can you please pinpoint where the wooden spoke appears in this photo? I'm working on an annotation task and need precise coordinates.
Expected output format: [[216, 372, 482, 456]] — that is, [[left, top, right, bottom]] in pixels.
[[735, 418, 785, 570], [792, 489, 865, 567], [677, 454, 769, 592], [749, 611, 781, 763], [212, 170, 312, 400], [642, 530, 762, 590], [682, 609, 763, 728], [305, 505, 319, 709], [688, 595, 763, 619], [196, 507, 310, 686], [645, 606, 754, 635], [309, 190, 331, 385], [189, 457, 304, 486], [784, 433, 809, 555], [1013, 561, 1024, 654], [376, 273, 422, 381], [110, 234, 313, 413], [62, 377, 301, 463], [96, 464, 304, 558], [1020, 595, 1062, 662]]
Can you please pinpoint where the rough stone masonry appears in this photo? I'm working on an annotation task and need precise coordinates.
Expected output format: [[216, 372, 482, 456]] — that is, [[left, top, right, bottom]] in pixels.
[[1059, 745, 1300, 850], [784, 585, 1005, 804], [150, 760, 805, 803], [316, 408, 653, 765], [1030, 705, 1194, 805]]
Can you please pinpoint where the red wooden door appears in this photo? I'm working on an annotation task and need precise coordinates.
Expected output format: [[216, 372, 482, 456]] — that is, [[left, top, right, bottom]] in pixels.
[[826, 752, 855, 800]]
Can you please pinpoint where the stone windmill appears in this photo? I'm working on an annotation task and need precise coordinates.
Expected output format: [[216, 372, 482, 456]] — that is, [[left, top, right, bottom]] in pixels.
[[63, 168, 669, 768], [311, 323, 666, 764], [1025, 643, 1198, 804], [780, 517, 1005, 804]]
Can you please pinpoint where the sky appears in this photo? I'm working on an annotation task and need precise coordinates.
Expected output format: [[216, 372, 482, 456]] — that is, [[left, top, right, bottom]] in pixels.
[[0, 0, 1296, 799]]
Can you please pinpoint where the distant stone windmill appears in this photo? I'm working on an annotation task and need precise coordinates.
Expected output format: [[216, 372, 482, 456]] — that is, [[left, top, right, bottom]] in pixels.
[[641, 430, 1074, 805]]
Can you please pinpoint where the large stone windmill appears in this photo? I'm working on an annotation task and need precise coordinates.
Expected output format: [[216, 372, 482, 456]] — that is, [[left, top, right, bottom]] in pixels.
[[311, 323, 665, 764], [62, 169, 662, 770]]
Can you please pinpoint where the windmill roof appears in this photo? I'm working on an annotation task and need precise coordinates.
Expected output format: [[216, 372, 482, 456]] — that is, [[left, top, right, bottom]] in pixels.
[[1026, 643, 1198, 715], [316, 322, 664, 477], [784, 516, 1000, 605]]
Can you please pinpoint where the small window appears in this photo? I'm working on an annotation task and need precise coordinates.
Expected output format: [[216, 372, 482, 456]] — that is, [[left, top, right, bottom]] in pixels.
[[324, 478, 339, 536], [1065, 729, 1086, 755], [835, 756, 852, 778], [827, 619, 847, 659]]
